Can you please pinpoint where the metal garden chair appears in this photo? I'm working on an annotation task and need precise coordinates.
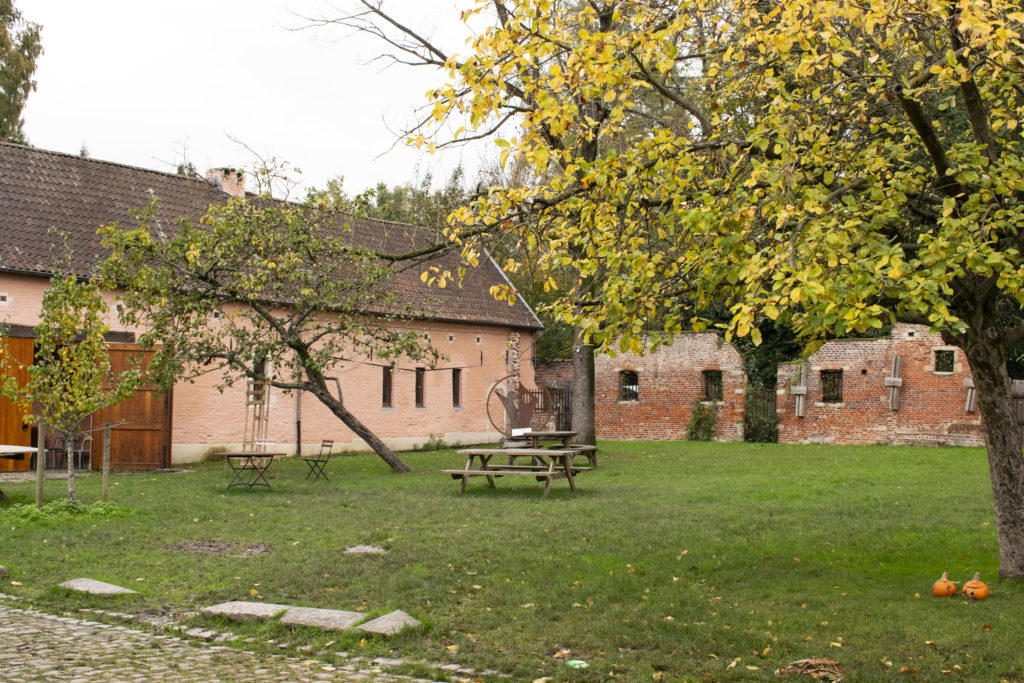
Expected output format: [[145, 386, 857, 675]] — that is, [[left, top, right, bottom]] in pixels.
[[302, 439, 333, 481]]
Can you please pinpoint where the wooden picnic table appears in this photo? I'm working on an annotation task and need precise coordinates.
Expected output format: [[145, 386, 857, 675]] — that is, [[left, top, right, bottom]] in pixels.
[[0, 445, 37, 501], [443, 447, 592, 496], [520, 430, 577, 448], [508, 431, 598, 466]]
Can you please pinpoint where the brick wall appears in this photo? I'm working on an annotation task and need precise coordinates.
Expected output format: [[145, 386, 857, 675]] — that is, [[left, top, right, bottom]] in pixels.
[[0, 273, 534, 463], [535, 360, 573, 387], [776, 324, 984, 446], [172, 321, 535, 461], [594, 333, 746, 441]]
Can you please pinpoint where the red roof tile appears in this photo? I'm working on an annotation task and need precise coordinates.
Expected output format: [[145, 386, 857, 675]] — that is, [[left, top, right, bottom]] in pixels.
[[0, 141, 541, 330]]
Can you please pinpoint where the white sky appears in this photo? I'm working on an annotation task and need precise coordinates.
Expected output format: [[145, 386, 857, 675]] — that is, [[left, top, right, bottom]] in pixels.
[[18, 0, 492, 196]]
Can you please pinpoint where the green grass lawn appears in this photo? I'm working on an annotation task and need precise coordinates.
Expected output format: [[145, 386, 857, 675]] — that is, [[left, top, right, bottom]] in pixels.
[[1, 441, 1021, 682]]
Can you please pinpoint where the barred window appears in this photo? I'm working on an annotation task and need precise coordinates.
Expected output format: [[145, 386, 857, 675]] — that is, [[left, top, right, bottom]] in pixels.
[[703, 370, 723, 401], [934, 349, 955, 373], [821, 370, 843, 403], [620, 371, 639, 401]]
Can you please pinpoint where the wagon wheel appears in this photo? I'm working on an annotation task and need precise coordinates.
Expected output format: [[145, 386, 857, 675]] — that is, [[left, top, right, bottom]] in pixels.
[[485, 374, 519, 438]]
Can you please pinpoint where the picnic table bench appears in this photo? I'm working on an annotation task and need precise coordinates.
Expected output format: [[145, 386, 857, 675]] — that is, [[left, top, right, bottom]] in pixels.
[[443, 447, 593, 496]]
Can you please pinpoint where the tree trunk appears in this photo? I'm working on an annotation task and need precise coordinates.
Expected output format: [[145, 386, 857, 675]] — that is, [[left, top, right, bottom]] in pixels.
[[66, 434, 76, 503], [963, 329, 1024, 578], [309, 384, 412, 473], [571, 326, 596, 445]]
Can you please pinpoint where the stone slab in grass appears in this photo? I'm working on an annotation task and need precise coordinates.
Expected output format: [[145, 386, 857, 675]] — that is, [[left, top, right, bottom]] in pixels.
[[58, 578, 139, 595], [344, 545, 388, 554], [279, 606, 366, 631], [358, 609, 420, 635], [201, 601, 291, 622]]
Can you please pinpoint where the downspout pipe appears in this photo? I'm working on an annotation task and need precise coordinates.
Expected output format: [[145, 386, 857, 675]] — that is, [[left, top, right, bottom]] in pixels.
[[296, 389, 302, 457]]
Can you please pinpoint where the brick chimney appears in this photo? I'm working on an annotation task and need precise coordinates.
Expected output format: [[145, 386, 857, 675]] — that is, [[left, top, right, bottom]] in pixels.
[[205, 167, 246, 198]]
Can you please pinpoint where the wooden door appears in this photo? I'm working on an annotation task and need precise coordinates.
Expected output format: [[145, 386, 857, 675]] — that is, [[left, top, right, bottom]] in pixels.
[[94, 344, 172, 471], [0, 337, 34, 471]]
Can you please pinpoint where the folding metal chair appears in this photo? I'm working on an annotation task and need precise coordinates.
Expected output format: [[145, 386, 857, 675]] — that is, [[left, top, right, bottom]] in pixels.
[[49, 435, 92, 470], [302, 439, 333, 481], [74, 435, 93, 470]]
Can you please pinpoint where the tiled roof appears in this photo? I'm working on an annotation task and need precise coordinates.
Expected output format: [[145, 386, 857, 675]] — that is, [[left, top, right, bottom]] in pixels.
[[0, 141, 541, 330]]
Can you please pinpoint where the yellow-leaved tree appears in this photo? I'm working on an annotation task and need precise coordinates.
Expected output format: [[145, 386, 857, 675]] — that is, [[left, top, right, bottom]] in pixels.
[[0, 263, 139, 502], [334, 0, 1024, 577]]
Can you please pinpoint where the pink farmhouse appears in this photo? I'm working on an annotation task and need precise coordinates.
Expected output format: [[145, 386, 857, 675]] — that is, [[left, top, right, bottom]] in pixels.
[[0, 141, 541, 469]]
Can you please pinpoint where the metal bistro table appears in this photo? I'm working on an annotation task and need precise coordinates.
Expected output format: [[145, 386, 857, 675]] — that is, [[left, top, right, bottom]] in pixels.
[[224, 452, 284, 491], [0, 445, 37, 501]]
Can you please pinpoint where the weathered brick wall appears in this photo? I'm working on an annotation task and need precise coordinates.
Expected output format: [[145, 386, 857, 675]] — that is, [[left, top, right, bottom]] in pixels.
[[777, 324, 984, 446], [535, 360, 573, 386], [594, 333, 746, 441]]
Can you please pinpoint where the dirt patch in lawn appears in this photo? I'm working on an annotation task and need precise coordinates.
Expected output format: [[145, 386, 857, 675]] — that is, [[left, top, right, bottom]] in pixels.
[[162, 540, 272, 557]]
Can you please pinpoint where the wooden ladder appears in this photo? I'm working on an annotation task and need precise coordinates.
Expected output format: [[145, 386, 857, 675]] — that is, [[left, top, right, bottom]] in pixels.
[[242, 379, 276, 476]]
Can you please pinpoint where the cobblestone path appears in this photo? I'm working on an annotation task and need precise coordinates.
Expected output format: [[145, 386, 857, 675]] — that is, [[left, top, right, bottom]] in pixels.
[[0, 606, 434, 682]]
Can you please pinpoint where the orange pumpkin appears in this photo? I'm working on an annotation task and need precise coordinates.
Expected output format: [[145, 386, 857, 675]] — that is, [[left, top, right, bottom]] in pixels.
[[932, 572, 957, 597], [962, 572, 989, 600]]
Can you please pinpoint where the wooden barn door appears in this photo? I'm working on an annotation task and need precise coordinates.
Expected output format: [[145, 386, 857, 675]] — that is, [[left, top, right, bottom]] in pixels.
[[0, 337, 34, 471], [94, 344, 172, 471]]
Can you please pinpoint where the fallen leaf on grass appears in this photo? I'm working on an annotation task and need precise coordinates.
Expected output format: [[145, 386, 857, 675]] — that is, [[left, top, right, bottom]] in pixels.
[[775, 658, 844, 682]]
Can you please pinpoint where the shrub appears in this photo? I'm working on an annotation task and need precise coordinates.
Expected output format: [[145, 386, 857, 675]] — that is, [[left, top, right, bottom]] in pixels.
[[686, 402, 718, 441]]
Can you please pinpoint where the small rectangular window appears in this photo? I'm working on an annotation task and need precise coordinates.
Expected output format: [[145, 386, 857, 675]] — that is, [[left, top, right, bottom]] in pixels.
[[702, 370, 723, 401], [934, 349, 955, 373], [821, 370, 843, 403], [382, 366, 393, 407], [452, 368, 462, 407], [620, 370, 639, 401], [415, 367, 426, 407]]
